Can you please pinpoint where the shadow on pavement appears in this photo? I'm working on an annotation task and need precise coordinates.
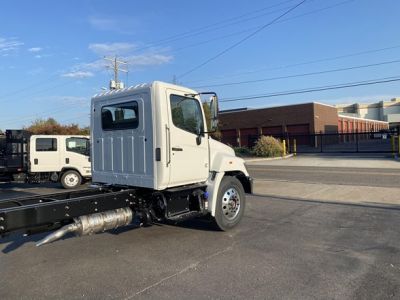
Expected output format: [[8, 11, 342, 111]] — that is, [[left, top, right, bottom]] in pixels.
[[171, 217, 220, 231], [0, 231, 53, 253], [1, 220, 215, 253]]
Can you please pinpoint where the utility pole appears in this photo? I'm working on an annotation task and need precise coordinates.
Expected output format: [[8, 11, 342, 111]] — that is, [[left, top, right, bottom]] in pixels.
[[104, 56, 128, 90]]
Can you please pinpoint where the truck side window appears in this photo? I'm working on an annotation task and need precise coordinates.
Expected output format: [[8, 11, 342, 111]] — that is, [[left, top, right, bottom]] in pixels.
[[170, 95, 204, 135], [36, 138, 57, 151], [66, 138, 89, 156], [101, 101, 139, 130]]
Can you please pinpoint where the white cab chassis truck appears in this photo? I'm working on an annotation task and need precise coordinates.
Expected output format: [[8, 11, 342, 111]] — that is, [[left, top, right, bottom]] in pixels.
[[0, 131, 91, 189], [30, 135, 91, 188], [0, 81, 252, 246]]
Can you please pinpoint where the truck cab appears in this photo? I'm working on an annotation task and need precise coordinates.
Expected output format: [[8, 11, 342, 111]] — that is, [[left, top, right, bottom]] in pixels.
[[91, 81, 252, 229]]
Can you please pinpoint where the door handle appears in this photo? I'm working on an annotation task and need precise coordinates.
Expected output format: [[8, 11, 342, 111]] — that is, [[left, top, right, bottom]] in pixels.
[[166, 125, 171, 166], [66, 158, 70, 164], [34, 158, 38, 165], [172, 147, 183, 151]]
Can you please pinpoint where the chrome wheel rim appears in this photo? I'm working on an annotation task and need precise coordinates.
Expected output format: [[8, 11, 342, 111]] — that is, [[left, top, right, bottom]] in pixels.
[[64, 173, 79, 187], [222, 187, 241, 220]]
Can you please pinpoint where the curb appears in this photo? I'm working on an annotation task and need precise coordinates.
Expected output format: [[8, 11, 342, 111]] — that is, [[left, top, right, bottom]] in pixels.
[[243, 154, 294, 163]]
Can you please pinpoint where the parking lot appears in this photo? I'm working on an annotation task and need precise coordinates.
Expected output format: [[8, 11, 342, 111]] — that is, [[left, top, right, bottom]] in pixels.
[[1, 156, 400, 299]]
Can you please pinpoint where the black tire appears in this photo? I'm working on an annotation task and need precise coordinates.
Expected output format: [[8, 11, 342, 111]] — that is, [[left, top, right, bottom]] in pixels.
[[214, 176, 246, 231], [61, 170, 82, 189]]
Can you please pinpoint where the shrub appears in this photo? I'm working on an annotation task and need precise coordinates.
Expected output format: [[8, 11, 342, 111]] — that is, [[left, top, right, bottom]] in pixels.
[[233, 146, 253, 157], [253, 136, 284, 157]]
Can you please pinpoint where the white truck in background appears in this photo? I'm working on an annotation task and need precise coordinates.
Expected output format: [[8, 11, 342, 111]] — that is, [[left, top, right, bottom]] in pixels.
[[0, 131, 91, 189], [0, 81, 252, 246], [30, 135, 91, 188]]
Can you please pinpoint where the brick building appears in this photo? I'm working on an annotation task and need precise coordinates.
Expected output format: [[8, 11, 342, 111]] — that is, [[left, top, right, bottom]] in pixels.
[[219, 102, 388, 147]]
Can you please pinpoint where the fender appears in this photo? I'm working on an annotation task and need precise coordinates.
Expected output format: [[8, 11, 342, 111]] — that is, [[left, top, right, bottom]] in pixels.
[[210, 153, 249, 174], [206, 151, 251, 216]]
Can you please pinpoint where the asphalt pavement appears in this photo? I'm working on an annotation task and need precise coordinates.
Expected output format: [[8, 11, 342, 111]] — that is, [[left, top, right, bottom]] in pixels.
[[1, 189, 400, 299], [1, 157, 400, 299]]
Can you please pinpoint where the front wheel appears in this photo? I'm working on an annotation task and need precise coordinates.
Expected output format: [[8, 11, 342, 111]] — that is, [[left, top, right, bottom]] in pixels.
[[61, 170, 82, 189], [214, 176, 246, 231]]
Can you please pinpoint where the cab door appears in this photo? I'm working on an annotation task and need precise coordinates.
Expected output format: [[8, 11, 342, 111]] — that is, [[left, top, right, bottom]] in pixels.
[[65, 137, 91, 176], [30, 137, 61, 172], [167, 89, 209, 187]]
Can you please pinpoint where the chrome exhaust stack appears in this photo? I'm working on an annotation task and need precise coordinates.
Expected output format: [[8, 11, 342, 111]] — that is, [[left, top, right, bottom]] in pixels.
[[36, 207, 133, 246]]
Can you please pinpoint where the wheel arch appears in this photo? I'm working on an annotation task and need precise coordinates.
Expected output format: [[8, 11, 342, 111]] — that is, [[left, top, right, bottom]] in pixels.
[[224, 171, 253, 194], [206, 170, 252, 217], [60, 167, 83, 177]]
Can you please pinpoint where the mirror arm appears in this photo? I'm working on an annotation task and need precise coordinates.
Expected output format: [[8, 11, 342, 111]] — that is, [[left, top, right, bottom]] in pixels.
[[201, 130, 217, 134]]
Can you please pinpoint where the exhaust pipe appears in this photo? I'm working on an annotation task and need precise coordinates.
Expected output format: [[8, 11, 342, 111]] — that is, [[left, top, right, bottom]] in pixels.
[[36, 207, 133, 246]]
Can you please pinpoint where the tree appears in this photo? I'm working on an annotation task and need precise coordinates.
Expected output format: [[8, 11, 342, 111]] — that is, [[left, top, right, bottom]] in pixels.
[[24, 118, 90, 135]]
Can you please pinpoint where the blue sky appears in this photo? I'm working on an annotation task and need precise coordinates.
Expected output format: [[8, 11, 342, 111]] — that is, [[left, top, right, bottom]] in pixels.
[[0, 0, 399, 129]]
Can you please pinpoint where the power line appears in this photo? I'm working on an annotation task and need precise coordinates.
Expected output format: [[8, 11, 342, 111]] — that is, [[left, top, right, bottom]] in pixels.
[[0, 80, 77, 104], [193, 59, 400, 88], [127, 0, 300, 53], [106, 0, 351, 58], [0, 105, 79, 127], [260, 46, 400, 74], [0, 0, 354, 101], [177, 0, 307, 79], [0, 1, 300, 100], [0, 73, 65, 99], [3, 52, 375, 124], [184, 43, 400, 85], [275, 0, 355, 25], [219, 76, 400, 103], [0, 0, 353, 99], [175, 0, 354, 58]]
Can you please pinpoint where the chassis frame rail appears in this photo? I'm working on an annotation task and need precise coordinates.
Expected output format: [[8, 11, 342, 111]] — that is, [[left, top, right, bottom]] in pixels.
[[0, 187, 136, 235]]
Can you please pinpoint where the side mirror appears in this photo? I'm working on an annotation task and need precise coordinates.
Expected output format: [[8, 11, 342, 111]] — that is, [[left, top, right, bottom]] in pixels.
[[209, 95, 219, 131]]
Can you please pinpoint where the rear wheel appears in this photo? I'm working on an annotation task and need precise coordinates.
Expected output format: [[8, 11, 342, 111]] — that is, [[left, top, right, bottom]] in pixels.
[[214, 176, 245, 231], [61, 170, 81, 189]]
